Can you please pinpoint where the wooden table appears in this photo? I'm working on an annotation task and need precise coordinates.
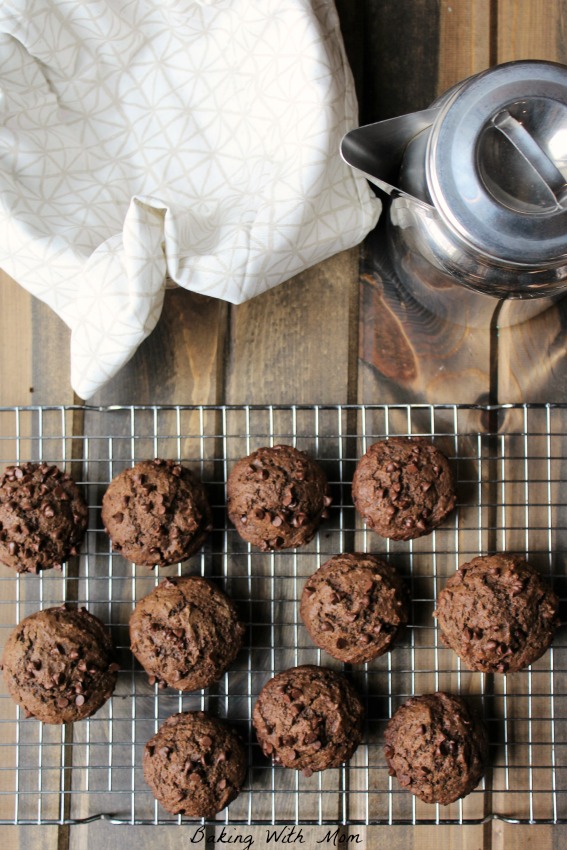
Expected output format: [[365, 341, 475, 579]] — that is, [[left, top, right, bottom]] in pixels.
[[1, 1, 567, 848]]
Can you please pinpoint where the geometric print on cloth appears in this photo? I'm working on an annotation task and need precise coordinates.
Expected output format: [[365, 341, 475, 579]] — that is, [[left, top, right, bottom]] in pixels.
[[0, 0, 380, 398]]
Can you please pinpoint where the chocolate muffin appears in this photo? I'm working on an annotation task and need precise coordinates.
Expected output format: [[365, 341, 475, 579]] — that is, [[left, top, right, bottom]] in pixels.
[[102, 459, 212, 567], [143, 711, 247, 818], [352, 437, 456, 541], [227, 445, 331, 551], [252, 665, 364, 776], [129, 575, 245, 691], [434, 553, 559, 674], [384, 692, 488, 805], [300, 553, 408, 663], [0, 462, 88, 574], [1, 604, 118, 724]]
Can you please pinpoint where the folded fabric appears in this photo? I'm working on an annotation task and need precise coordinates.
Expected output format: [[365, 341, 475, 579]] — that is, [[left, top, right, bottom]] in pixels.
[[0, 0, 380, 398]]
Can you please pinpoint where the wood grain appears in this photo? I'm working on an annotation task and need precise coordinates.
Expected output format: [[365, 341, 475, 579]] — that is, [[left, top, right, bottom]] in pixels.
[[495, 1, 567, 405], [0, 272, 64, 850], [225, 248, 360, 405], [357, 0, 493, 410], [355, 3, 559, 850], [1, 2, 567, 848], [491, 9, 566, 850], [89, 289, 228, 406], [351, 0, 441, 123], [0, 272, 35, 407], [437, 0, 492, 92], [496, 0, 567, 61]]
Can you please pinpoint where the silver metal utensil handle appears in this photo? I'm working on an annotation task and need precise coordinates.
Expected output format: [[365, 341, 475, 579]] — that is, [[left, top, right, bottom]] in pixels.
[[492, 108, 567, 207]]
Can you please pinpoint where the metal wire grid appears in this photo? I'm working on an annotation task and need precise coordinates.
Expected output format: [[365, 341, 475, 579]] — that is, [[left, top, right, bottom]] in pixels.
[[0, 402, 565, 826]]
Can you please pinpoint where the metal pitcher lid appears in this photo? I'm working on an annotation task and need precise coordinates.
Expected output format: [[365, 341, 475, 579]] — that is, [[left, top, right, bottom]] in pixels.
[[427, 60, 567, 265]]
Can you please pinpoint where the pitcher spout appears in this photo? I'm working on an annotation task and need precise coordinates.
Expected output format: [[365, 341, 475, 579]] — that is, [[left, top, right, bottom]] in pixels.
[[340, 108, 439, 208]]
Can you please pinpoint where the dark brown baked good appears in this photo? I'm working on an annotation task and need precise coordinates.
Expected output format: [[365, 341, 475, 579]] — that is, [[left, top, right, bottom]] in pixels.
[[102, 458, 212, 567], [300, 553, 408, 663], [352, 437, 456, 541], [0, 462, 88, 574], [434, 553, 559, 673], [143, 711, 247, 818], [384, 692, 488, 805], [252, 665, 364, 776], [226, 445, 331, 551], [129, 575, 245, 691], [1, 604, 118, 723]]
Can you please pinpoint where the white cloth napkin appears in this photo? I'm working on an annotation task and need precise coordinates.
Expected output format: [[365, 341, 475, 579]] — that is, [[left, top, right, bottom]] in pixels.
[[0, 0, 380, 399]]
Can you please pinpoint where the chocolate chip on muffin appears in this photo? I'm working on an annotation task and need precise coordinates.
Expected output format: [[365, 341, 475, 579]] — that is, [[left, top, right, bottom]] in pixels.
[[252, 665, 364, 776], [1, 604, 118, 723], [143, 711, 247, 818], [384, 691, 488, 805], [300, 553, 408, 663], [102, 459, 212, 567], [434, 553, 559, 674], [0, 462, 88, 574], [227, 445, 331, 551], [352, 437, 456, 541], [130, 575, 245, 691]]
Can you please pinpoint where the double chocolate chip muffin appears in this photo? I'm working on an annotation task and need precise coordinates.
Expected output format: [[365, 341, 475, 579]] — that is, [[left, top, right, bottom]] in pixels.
[[434, 553, 559, 674], [227, 445, 331, 551], [253, 665, 364, 776], [130, 575, 245, 691], [0, 462, 88, 574], [384, 692, 489, 805], [300, 553, 408, 663], [102, 459, 212, 567], [143, 711, 247, 818], [1, 604, 118, 723], [352, 437, 456, 541]]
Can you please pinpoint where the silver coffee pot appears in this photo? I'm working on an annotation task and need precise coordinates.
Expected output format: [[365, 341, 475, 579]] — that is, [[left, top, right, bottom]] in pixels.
[[341, 61, 567, 326]]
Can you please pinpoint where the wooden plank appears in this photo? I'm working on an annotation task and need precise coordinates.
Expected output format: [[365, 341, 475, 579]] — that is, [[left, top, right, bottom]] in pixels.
[[489, 408, 560, 825], [358, 6, 502, 848], [225, 250, 360, 405], [357, 0, 493, 410], [495, 304, 567, 402], [495, 0, 567, 404], [350, 0, 441, 123], [30, 300, 75, 406], [0, 281, 227, 849], [67, 287, 228, 848], [88, 289, 228, 406], [437, 0, 493, 92], [222, 246, 360, 824], [0, 267, 36, 707], [493, 9, 567, 850], [0, 269, 76, 406], [493, 823, 554, 850], [0, 272, 34, 407], [496, 0, 567, 62], [0, 272, 71, 848], [0, 827, 62, 850]]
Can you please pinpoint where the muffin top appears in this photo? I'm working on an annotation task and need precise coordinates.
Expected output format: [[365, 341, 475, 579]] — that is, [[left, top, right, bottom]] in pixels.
[[434, 553, 560, 673], [352, 437, 456, 541], [2, 604, 118, 724], [130, 575, 245, 691], [102, 458, 212, 567], [253, 665, 364, 776], [143, 711, 247, 818], [384, 691, 489, 805], [227, 445, 331, 551], [0, 462, 88, 573], [300, 553, 408, 663]]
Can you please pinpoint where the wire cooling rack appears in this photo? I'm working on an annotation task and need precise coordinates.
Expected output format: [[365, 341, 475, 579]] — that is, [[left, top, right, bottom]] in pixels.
[[0, 402, 565, 826]]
